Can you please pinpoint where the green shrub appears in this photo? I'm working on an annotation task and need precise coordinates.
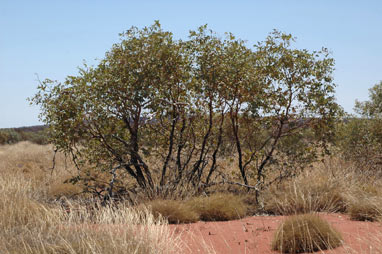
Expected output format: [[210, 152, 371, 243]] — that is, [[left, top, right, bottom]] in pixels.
[[272, 214, 343, 253], [0, 126, 49, 145], [0, 129, 21, 144]]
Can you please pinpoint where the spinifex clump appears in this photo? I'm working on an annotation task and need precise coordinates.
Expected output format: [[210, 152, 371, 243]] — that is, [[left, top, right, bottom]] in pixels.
[[272, 213, 343, 253]]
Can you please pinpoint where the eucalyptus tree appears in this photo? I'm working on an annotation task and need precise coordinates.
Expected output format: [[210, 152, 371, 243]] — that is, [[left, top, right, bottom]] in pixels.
[[32, 22, 195, 197], [246, 31, 339, 196], [31, 23, 340, 200], [190, 29, 339, 200]]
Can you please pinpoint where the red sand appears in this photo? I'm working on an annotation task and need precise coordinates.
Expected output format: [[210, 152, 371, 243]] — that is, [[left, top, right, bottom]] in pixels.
[[171, 213, 382, 254]]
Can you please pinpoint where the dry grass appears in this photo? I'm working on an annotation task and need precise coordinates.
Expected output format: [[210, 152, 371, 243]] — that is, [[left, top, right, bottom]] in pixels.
[[261, 157, 382, 224], [348, 199, 382, 222], [145, 199, 200, 224], [345, 182, 382, 222], [2, 141, 382, 253], [0, 141, 81, 200], [272, 213, 343, 253], [0, 142, 185, 254], [186, 193, 248, 221], [144, 193, 247, 224], [263, 159, 349, 215]]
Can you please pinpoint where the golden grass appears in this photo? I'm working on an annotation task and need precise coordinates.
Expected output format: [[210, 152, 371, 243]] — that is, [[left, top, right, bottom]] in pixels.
[[0, 141, 80, 199], [346, 183, 382, 222], [2, 141, 382, 253], [186, 193, 248, 221], [348, 199, 382, 222], [0, 142, 185, 254], [262, 158, 358, 215], [145, 199, 200, 224], [272, 213, 343, 253], [144, 193, 248, 224]]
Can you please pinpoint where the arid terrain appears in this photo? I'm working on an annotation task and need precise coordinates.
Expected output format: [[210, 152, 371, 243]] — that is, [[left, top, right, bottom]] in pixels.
[[173, 213, 382, 254], [1, 141, 382, 254]]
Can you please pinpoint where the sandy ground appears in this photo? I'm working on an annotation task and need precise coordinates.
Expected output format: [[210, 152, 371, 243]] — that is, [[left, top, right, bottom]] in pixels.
[[171, 213, 382, 254]]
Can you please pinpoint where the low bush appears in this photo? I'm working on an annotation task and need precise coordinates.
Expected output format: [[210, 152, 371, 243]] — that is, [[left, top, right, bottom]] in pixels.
[[272, 213, 343, 253], [186, 193, 248, 221], [143, 193, 248, 224], [145, 199, 199, 224], [0, 126, 49, 145]]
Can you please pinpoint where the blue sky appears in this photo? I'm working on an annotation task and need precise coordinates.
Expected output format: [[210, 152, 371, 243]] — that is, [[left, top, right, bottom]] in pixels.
[[1, 0, 381, 128]]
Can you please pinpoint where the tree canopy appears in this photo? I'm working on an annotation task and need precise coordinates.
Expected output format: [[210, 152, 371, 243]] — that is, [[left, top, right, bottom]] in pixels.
[[355, 81, 382, 118], [31, 22, 340, 200]]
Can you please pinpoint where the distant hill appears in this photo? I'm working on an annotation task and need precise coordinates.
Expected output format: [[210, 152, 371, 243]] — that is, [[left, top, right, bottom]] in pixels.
[[6, 125, 47, 132]]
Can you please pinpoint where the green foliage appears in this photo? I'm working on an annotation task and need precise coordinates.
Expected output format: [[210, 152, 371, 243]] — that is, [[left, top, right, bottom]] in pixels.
[[0, 129, 21, 144], [272, 214, 343, 253], [0, 126, 48, 145], [337, 81, 382, 175], [355, 81, 382, 118], [30, 22, 339, 199]]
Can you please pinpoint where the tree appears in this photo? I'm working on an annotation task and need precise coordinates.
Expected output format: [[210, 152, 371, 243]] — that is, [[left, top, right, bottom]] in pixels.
[[338, 81, 382, 175], [31, 23, 339, 201], [355, 81, 382, 118]]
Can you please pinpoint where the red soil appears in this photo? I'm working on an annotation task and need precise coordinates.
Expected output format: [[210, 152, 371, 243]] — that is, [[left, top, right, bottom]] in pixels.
[[171, 213, 382, 254]]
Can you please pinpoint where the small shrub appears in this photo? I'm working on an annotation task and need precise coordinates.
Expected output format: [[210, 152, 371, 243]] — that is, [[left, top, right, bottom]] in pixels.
[[186, 193, 247, 221], [272, 214, 343, 253], [146, 199, 199, 224]]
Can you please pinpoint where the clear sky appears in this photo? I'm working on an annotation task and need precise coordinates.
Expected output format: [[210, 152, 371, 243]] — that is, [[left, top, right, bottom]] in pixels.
[[1, 0, 381, 128]]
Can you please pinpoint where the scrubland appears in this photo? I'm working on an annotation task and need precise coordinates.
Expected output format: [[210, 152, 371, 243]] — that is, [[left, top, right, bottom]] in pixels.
[[1, 141, 382, 253]]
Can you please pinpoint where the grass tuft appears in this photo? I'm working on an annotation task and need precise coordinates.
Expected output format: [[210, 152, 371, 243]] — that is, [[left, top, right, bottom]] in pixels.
[[348, 198, 382, 222], [263, 159, 349, 215], [272, 213, 343, 253], [186, 193, 247, 221], [145, 199, 199, 224]]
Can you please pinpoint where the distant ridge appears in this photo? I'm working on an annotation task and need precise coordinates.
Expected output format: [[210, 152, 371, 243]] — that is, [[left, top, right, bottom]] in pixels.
[[0, 125, 47, 132]]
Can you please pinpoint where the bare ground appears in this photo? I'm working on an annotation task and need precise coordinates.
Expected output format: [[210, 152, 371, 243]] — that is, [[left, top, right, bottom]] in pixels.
[[171, 213, 382, 254]]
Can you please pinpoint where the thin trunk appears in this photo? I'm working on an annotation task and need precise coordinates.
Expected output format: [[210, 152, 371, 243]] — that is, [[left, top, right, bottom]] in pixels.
[[206, 110, 225, 184], [176, 117, 186, 182], [230, 109, 249, 186], [160, 109, 178, 186], [189, 100, 213, 182]]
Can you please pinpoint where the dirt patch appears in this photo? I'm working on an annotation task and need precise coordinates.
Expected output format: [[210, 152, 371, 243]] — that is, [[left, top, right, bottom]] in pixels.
[[171, 213, 382, 254]]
